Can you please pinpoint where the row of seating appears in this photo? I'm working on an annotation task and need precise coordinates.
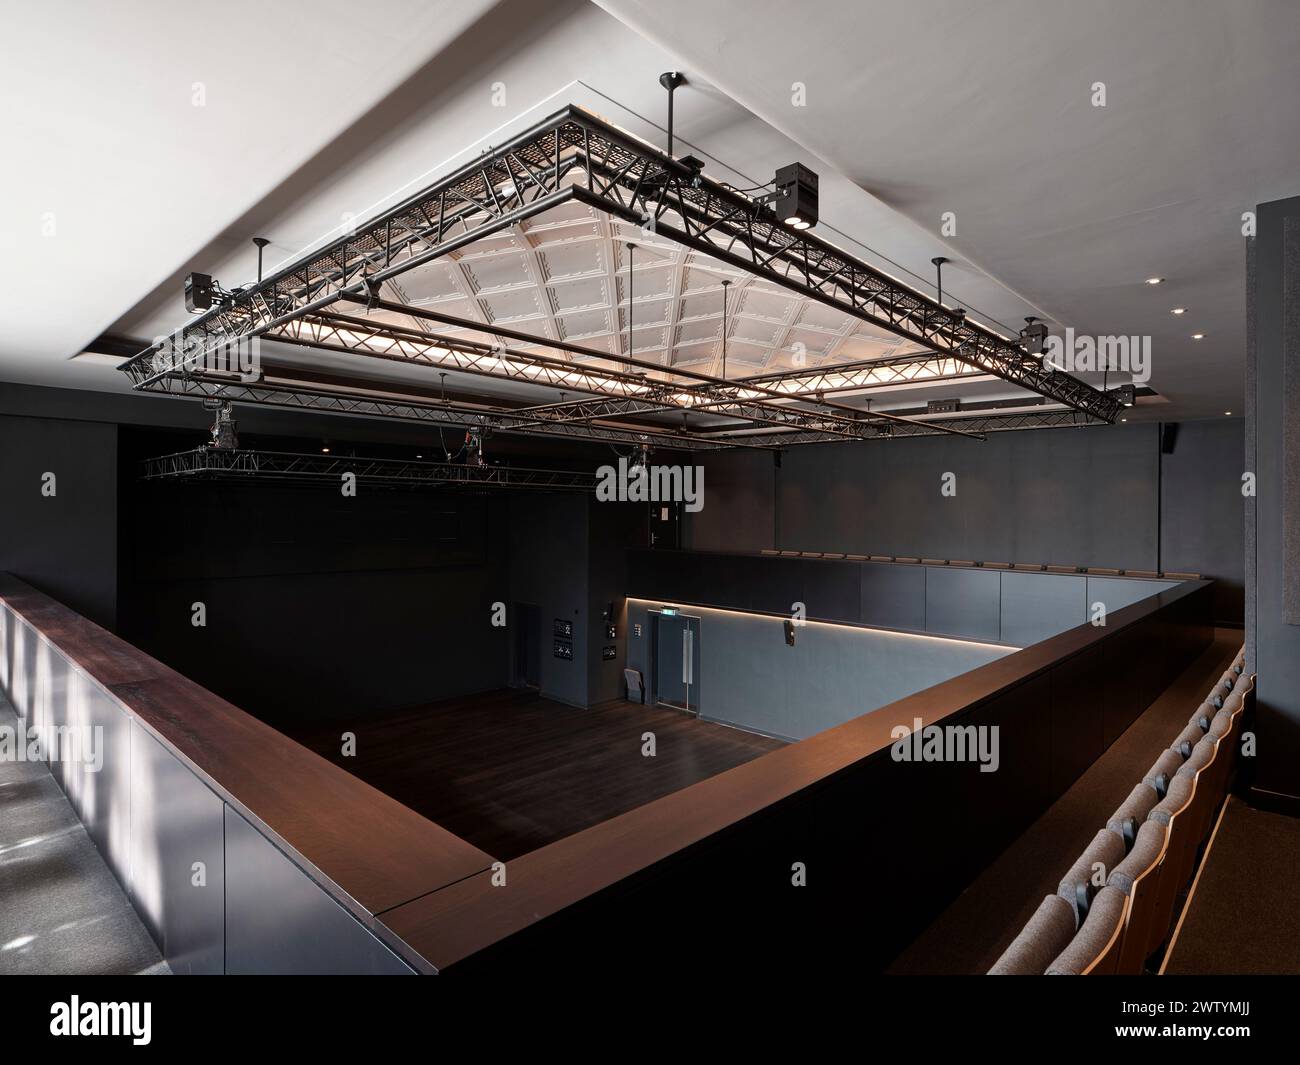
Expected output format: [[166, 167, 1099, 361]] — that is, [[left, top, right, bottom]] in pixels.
[[757, 548, 1199, 580], [990, 646, 1251, 975]]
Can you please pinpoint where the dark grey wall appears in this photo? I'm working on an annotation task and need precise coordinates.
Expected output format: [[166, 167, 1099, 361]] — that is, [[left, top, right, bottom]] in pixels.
[[507, 493, 589, 707], [1250, 195, 1300, 807], [118, 470, 510, 728], [0, 414, 118, 629], [686, 420, 1244, 623], [1161, 417, 1246, 623], [775, 424, 1158, 567], [684, 449, 774, 554], [625, 599, 1012, 740]]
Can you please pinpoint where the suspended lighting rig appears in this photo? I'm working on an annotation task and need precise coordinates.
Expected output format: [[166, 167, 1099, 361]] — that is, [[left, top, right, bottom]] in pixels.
[[121, 104, 1120, 447], [141, 448, 600, 492]]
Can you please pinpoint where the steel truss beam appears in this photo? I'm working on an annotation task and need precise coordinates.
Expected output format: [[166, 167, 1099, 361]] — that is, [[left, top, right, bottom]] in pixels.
[[122, 104, 1120, 435], [704, 407, 1107, 446], [140, 448, 599, 491], [266, 312, 983, 442], [134, 371, 741, 450]]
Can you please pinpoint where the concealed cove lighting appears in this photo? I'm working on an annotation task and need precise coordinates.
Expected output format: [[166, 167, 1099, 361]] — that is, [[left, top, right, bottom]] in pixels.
[[1171, 307, 1186, 315], [1145, 277, 1164, 285]]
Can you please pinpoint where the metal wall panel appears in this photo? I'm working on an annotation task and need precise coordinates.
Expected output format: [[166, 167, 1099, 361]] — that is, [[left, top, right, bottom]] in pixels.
[[859, 561, 927, 631], [1086, 576, 1178, 616], [0, 606, 10, 694], [59, 669, 133, 888], [224, 807, 414, 975], [12, 617, 37, 721], [998, 571, 1087, 645], [39, 641, 71, 782], [924, 567, 1001, 641], [129, 722, 225, 975]]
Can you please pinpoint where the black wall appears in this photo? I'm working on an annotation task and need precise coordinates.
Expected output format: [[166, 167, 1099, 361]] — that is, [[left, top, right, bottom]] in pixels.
[[0, 414, 118, 629], [686, 420, 1245, 624], [117, 428, 511, 729]]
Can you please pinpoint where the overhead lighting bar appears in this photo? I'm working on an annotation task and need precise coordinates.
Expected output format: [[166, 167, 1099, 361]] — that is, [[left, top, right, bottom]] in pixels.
[[123, 104, 1120, 437], [140, 448, 600, 491]]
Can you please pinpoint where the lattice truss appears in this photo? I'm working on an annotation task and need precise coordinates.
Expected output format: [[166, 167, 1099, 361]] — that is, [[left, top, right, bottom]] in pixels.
[[121, 106, 1121, 448], [141, 448, 599, 490]]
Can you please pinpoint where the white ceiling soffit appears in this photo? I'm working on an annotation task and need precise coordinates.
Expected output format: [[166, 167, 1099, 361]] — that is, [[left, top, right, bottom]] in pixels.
[[5, 0, 1066, 419], [595, 0, 1300, 420], [0, 0, 500, 381]]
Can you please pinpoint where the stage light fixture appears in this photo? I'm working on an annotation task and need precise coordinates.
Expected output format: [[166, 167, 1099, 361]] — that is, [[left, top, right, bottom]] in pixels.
[[1112, 384, 1136, 407], [772, 162, 818, 231], [184, 272, 216, 313], [1019, 316, 1049, 355]]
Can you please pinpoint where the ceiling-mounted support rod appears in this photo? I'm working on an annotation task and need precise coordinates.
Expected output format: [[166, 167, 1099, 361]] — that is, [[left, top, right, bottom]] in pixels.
[[253, 237, 270, 283], [659, 71, 685, 158]]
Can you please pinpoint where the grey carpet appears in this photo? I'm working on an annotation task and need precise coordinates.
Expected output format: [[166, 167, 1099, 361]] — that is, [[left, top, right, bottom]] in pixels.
[[0, 696, 168, 975], [1163, 796, 1300, 974]]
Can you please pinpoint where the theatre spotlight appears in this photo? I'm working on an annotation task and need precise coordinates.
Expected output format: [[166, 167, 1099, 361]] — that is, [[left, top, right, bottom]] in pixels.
[[1112, 383, 1136, 407], [1019, 316, 1049, 355], [772, 162, 819, 231], [184, 272, 216, 313]]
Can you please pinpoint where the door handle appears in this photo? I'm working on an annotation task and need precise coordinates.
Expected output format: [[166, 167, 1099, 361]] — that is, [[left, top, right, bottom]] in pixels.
[[682, 628, 689, 684], [685, 628, 694, 684]]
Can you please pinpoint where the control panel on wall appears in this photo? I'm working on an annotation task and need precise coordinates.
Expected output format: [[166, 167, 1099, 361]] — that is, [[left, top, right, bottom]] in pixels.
[[553, 618, 573, 638], [553, 640, 573, 660], [602, 646, 617, 661]]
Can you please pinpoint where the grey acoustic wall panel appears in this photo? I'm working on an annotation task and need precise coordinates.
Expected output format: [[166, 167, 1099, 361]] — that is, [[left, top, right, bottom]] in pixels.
[[59, 669, 132, 888], [224, 807, 414, 975], [632, 603, 1012, 741], [1086, 577, 1178, 617], [999, 572, 1087, 646], [859, 561, 926, 631], [924, 567, 1001, 641], [129, 722, 225, 975]]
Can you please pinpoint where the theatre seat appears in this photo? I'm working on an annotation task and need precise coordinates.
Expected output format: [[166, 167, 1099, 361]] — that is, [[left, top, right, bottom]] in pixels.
[[800, 551, 824, 558], [1106, 779, 1156, 837], [1107, 820, 1170, 974], [921, 558, 947, 566], [1013, 562, 1044, 571], [821, 552, 845, 559], [1141, 749, 1185, 801], [895, 556, 920, 564], [1047, 886, 1128, 975], [1086, 567, 1122, 575], [1046, 564, 1080, 574], [760, 549, 780, 555], [1161, 571, 1201, 580], [869, 554, 892, 562], [779, 550, 800, 556], [949, 559, 976, 567], [989, 895, 1078, 975], [1125, 569, 1159, 578], [1058, 829, 1127, 926], [845, 553, 868, 561], [983, 561, 1011, 569]]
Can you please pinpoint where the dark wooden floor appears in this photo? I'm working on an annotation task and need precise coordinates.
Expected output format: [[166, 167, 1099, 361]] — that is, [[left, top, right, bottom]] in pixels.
[[290, 690, 785, 862]]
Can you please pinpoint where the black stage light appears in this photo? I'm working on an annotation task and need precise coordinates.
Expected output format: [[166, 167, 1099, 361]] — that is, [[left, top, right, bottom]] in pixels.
[[1019, 316, 1049, 355], [184, 272, 215, 313], [1112, 383, 1136, 407], [773, 162, 819, 231]]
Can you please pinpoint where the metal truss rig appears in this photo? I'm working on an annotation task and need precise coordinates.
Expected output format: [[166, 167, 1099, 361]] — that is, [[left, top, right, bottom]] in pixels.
[[141, 448, 599, 491], [121, 104, 1121, 443]]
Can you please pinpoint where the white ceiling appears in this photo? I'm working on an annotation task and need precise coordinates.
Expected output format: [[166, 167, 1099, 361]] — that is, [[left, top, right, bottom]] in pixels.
[[596, 0, 1300, 419], [4, 0, 1296, 425]]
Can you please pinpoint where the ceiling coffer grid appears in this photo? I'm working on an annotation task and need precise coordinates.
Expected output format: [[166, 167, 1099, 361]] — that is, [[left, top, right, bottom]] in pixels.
[[121, 105, 1119, 446]]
